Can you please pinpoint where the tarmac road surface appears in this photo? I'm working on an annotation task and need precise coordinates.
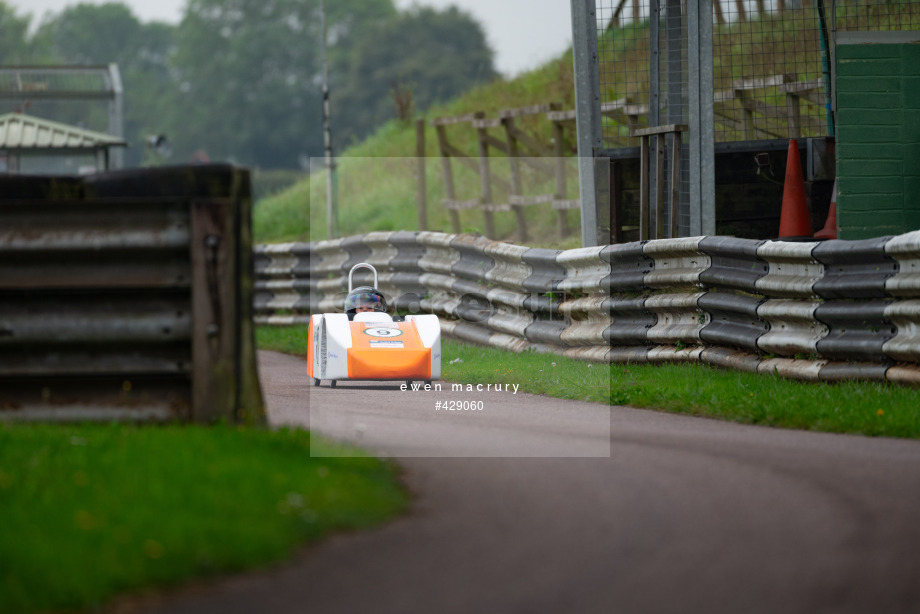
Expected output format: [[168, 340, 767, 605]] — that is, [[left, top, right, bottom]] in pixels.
[[118, 350, 920, 614]]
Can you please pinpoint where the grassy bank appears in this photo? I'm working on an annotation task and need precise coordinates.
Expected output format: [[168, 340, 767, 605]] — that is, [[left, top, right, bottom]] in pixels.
[[251, 32, 583, 247], [252, 8, 839, 248], [254, 7, 920, 248], [257, 325, 920, 439], [0, 423, 407, 614]]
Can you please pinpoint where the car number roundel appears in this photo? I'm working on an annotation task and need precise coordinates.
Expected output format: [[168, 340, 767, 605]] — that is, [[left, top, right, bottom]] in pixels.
[[363, 327, 404, 338]]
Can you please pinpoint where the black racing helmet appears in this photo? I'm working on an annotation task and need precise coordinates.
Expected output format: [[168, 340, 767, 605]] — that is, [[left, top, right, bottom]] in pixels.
[[344, 286, 388, 315]]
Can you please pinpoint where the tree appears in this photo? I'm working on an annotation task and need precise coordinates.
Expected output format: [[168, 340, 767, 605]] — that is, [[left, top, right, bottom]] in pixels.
[[36, 3, 144, 65], [333, 6, 497, 146], [33, 3, 177, 166], [8, 0, 498, 170], [168, 0, 397, 168], [0, 2, 52, 65]]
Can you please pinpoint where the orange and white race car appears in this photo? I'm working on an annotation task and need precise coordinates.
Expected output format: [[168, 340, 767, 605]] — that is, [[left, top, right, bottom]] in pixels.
[[307, 263, 441, 388]]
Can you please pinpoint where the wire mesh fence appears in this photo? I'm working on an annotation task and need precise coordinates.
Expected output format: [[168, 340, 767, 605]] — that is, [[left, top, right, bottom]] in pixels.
[[713, 2, 826, 141], [836, 0, 920, 31], [0, 66, 119, 135], [586, 0, 920, 242], [595, 1, 653, 147], [596, 0, 692, 236], [594, 0, 920, 147]]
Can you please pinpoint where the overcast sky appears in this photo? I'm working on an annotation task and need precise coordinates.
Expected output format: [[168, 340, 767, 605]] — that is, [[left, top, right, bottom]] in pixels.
[[6, 0, 573, 77]]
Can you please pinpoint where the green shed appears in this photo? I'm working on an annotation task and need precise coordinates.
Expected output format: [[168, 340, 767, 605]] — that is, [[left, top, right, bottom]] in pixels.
[[836, 31, 920, 239]]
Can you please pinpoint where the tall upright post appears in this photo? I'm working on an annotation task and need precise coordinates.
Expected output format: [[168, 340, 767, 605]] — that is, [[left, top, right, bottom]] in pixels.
[[504, 117, 528, 243], [435, 124, 462, 234], [475, 124, 496, 238], [688, 0, 715, 235], [321, 0, 337, 239], [552, 119, 571, 237], [571, 0, 603, 247], [665, 0, 683, 236], [816, 0, 836, 137], [108, 63, 124, 169], [416, 118, 428, 230], [649, 0, 660, 231]]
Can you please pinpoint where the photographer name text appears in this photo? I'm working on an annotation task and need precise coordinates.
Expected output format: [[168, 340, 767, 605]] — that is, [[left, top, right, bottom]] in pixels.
[[400, 382, 519, 394]]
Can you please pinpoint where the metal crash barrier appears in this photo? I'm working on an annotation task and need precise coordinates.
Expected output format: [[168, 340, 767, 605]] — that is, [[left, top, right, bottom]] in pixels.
[[255, 230, 920, 385], [0, 165, 264, 423]]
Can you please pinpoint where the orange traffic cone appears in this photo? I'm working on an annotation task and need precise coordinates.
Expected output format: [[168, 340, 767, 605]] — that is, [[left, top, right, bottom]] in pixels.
[[814, 178, 838, 240], [777, 139, 812, 239]]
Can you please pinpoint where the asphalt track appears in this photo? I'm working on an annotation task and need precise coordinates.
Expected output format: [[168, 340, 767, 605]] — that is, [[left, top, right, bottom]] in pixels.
[[122, 350, 920, 614]]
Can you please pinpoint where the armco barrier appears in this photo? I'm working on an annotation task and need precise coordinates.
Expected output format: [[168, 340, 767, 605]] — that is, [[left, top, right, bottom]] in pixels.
[[1, 166, 264, 422], [254, 231, 920, 385]]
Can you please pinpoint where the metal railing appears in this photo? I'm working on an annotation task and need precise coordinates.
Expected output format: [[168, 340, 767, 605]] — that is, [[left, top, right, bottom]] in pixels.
[[255, 229, 920, 385]]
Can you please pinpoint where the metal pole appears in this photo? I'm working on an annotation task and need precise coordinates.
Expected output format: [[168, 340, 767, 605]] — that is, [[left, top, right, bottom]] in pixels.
[[321, 0, 337, 238], [816, 0, 836, 137], [108, 63, 124, 169], [571, 0, 603, 247], [665, 0, 682, 235], [649, 0, 660, 232], [665, 0, 682, 126], [416, 118, 428, 231], [829, 0, 837, 124], [688, 0, 715, 235]]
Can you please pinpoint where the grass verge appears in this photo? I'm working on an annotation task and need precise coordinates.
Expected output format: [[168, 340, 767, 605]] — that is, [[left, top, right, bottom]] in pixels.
[[257, 325, 920, 439], [0, 423, 407, 614], [258, 324, 311, 358]]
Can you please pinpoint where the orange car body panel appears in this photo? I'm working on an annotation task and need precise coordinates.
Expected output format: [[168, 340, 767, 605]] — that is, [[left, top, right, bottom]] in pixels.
[[306, 318, 315, 378], [347, 322, 431, 380]]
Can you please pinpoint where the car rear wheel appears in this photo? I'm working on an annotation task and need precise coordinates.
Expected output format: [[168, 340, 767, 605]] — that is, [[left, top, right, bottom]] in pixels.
[[313, 378, 320, 387], [330, 380, 337, 388]]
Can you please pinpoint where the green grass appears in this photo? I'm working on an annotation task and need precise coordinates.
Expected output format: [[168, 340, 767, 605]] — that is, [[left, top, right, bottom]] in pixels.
[[258, 324, 311, 357], [257, 325, 920, 438], [253, 49, 584, 246], [0, 423, 407, 614]]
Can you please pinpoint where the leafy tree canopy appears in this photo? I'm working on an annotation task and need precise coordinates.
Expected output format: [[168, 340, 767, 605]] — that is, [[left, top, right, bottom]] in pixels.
[[30, 3, 176, 165], [3, 0, 497, 169], [169, 0, 398, 167], [0, 1, 52, 63], [334, 5, 498, 147]]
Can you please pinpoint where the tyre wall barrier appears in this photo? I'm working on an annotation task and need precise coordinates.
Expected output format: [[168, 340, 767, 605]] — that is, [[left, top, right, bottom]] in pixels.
[[1, 166, 264, 423], [253, 230, 920, 385]]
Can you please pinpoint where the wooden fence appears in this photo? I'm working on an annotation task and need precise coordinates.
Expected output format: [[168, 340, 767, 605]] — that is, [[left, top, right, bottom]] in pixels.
[[605, 0, 816, 28], [426, 103, 578, 243], [423, 72, 825, 243], [716, 73, 826, 140]]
